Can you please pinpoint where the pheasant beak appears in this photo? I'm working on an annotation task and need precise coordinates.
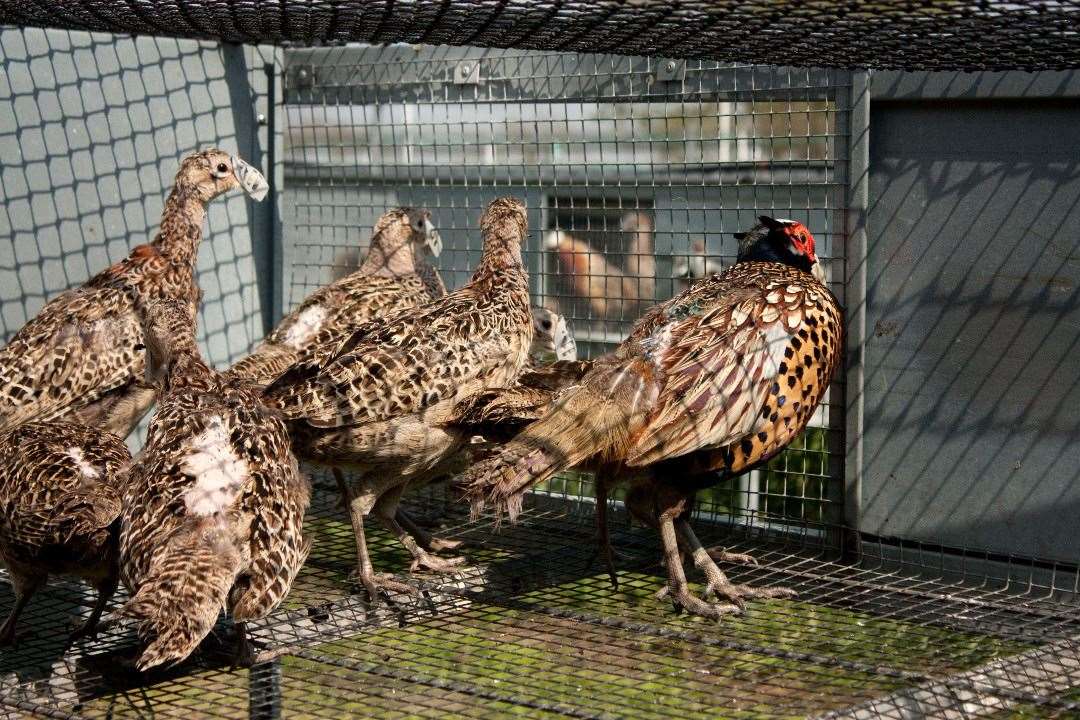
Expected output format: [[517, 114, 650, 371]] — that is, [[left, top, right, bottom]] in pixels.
[[553, 317, 578, 361], [425, 221, 443, 257], [231, 156, 269, 202]]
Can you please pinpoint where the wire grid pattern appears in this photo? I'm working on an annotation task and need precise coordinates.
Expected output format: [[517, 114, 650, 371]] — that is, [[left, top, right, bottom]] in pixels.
[[3, 478, 1080, 718], [283, 45, 847, 529], [2, 1, 1080, 72]]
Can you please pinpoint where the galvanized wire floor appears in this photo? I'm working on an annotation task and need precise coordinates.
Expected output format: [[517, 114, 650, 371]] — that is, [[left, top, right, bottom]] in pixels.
[[3, 478, 1080, 719]]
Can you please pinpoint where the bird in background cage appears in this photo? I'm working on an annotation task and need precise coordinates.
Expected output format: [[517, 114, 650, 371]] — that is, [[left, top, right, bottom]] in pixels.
[[262, 198, 534, 601], [544, 210, 655, 321], [0, 421, 131, 646], [0, 149, 268, 439], [466, 216, 842, 619], [225, 207, 445, 388], [673, 240, 725, 290], [114, 298, 310, 671]]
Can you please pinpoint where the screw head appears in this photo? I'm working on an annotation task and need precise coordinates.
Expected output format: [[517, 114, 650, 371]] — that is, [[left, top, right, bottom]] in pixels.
[[257, 113, 267, 125], [461, 64, 472, 74], [664, 60, 677, 72]]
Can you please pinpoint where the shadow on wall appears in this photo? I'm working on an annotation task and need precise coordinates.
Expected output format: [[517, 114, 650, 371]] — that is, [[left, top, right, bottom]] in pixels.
[[0, 27, 277, 376], [862, 100, 1080, 562]]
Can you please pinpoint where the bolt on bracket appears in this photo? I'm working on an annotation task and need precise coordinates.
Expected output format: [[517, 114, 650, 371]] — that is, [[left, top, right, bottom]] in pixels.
[[655, 59, 686, 83], [454, 60, 483, 85]]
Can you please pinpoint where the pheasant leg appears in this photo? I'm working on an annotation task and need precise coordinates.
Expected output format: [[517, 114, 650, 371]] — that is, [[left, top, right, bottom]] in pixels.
[[373, 486, 465, 573], [333, 469, 416, 600], [0, 572, 43, 645], [395, 508, 465, 553], [590, 478, 620, 590], [231, 621, 256, 668], [70, 574, 118, 641], [657, 512, 741, 619], [676, 518, 796, 608]]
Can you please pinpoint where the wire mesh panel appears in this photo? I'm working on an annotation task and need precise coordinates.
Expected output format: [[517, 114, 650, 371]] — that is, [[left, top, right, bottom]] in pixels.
[[282, 44, 848, 532], [4, 482, 1080, 719]]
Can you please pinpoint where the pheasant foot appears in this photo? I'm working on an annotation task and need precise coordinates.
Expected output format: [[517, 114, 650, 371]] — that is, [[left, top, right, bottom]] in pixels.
[[396, 508, 466, 553]]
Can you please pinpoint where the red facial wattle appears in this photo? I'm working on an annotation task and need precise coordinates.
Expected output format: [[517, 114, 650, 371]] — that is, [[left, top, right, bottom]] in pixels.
[[783, 223, 818, 264]]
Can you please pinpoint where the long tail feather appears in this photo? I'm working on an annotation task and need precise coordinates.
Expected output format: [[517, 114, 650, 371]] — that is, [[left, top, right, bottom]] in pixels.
[[464, 378, 638, 523]]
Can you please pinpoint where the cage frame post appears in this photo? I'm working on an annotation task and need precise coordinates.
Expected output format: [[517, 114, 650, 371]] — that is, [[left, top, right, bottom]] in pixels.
[[842, 70, 871, 559]]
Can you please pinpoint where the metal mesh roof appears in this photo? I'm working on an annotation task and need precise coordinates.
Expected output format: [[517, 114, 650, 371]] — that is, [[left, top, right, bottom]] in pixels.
[[1, 0, 1079, 71]]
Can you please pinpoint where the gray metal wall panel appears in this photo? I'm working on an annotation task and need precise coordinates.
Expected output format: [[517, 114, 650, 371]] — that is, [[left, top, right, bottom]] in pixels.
[[864, 100, 1080, 561], [0, 27, 279, 368]]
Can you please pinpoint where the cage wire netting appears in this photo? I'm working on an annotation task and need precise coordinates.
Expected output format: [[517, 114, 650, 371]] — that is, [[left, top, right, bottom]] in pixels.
[[3, 2, 1080, 719], [2, 0, 1080, 71]]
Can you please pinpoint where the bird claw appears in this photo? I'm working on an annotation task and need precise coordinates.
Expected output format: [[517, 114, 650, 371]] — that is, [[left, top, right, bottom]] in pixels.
[[68, 617, 100, 643], [348, 569, 419, 604], [704, 581, 797, 609], [665, 584, 743, 620], [425, 536, 465, 553], [408, 553, 466, 574], [706, 546, 761, 566]]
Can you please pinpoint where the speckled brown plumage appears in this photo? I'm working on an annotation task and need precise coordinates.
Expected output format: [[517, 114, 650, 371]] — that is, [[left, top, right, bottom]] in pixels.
[[448, 359, 591, 444], [0, 421, 131, 644], [225, 208, 445, 388], [117, 299, 309, 671], [263, 197, 533, 593], [466, 216, 842, 618], [0, 149, 267, 438]]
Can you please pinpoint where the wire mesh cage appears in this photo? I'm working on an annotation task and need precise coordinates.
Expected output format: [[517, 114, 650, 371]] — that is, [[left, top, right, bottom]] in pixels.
[[284, 46, 849, 534], [2, 2, 1080, 719]]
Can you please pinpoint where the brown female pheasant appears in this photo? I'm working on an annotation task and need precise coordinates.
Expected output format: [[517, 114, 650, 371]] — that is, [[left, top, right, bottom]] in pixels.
[[263, 197, 533, 598], [116, 299, 310, 670], [0, 149, 267, 438], [467, 216, 842, 618], [0, 421, 132, 644], [226, 207, 444, 387]]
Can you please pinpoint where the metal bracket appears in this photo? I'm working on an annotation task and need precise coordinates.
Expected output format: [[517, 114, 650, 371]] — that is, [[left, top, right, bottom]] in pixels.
[[655, 59, 686, 83], [454, 60, 482, 85], [289, 65, 317, 89]]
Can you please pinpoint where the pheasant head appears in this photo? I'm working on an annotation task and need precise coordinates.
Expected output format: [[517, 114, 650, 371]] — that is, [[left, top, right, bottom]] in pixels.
[[363, 207, 442, 277], [173, 148, 269, 204], [735, 215, 824, 282]]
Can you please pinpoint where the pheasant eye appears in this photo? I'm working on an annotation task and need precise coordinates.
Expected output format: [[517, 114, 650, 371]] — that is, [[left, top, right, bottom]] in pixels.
[[217, 162, 228, 173], [542, 320, 552, 330]]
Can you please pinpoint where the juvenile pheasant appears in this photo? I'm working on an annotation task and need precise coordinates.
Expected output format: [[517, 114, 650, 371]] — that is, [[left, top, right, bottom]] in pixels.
[[0, 421, 131, 644], [226, 208, 444, 387], [467, 216, 842, 618], [116, 299, 310, 670], [0, 149, 267, 438], [264, 197, 533, 597]]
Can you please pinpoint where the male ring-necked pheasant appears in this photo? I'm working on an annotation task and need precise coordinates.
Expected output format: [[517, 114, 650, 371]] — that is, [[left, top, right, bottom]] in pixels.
[[116, 299, 310, 670], [263, 197, 534, 598], [0, 421, 131, 644], [226, 208, 445, 388], [466, 216, 842, 618], [0, 149, 267, 438]]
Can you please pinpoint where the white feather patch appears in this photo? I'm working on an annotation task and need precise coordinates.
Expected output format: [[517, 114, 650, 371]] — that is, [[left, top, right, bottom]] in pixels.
[[761, 321, 792, 377], [181, 416, 249, 516], [65, 447, 100, 480], [283, 305, 327, 349]]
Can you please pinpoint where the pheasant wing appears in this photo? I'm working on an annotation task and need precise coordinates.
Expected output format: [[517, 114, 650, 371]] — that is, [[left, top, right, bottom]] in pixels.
[[625, 287, 795, 467]]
